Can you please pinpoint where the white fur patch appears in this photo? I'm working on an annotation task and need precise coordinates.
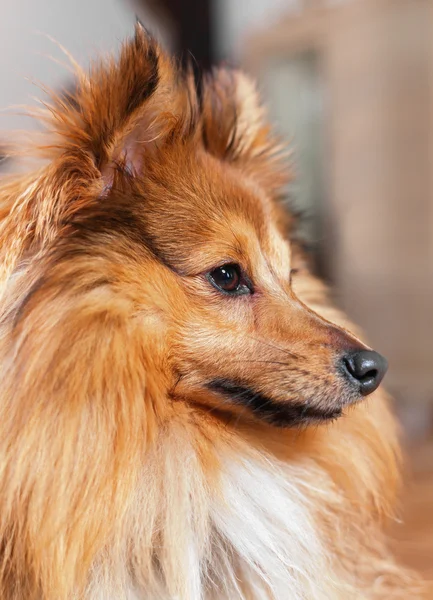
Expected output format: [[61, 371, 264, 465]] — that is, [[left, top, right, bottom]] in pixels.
[[85, 433, 345, 600], [209, 454, 339, 600]]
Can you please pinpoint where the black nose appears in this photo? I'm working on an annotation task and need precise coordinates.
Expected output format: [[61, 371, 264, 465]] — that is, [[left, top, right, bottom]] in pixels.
[[342, 350, 388, 396]]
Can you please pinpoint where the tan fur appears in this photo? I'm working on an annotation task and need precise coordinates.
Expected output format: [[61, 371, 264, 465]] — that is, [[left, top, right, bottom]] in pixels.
[[0, 25, 423, 599]]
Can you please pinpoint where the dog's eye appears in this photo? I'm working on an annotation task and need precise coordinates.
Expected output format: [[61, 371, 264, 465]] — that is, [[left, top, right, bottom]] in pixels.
[[207, 264, 252, 296]]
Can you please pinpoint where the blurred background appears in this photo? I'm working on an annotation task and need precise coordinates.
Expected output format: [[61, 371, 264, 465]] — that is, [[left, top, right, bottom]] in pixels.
[[0, 0, 432, 588]]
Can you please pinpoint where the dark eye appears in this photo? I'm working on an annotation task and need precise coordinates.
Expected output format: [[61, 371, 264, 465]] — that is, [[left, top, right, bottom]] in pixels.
[[207, 263, 252, 296]]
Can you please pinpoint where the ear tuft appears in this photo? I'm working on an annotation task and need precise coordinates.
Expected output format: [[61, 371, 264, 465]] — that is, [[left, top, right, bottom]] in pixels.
[[39, 25, 180, 181], [122, 24, 160, 119]]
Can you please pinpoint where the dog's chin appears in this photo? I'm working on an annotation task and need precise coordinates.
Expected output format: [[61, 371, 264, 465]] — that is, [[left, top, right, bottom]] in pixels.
[[207, 378, 345, 428]]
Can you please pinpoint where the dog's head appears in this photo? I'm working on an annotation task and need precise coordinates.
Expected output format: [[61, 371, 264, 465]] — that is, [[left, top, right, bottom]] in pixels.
[[2, 25, 387, 430]]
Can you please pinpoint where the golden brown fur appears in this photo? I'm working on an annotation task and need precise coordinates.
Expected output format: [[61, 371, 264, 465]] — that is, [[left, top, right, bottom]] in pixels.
[[0, 25, 423, 599]]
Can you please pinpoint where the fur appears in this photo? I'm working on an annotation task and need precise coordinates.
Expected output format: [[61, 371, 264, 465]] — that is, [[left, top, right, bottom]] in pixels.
[[0, 25, 423, 599]]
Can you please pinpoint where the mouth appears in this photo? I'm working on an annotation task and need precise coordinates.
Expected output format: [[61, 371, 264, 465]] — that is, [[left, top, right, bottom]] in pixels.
[[207, 378, 343, 427]]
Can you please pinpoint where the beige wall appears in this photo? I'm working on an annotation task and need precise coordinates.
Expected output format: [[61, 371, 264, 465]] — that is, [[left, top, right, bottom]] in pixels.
[[214, 0, 301, 60], [327, 1, 432, 401]]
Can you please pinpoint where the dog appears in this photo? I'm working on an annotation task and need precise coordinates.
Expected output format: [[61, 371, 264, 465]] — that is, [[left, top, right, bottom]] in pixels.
[[0, 25, 422, 599]]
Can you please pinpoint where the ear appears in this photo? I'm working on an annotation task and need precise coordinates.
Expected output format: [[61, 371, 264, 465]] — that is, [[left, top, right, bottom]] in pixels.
[[0, 26, 193, 288], [43, 24, 189, 194], [200, 69, 289, 193]]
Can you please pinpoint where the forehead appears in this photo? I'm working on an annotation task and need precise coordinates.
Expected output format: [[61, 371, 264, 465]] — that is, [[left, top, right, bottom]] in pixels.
[[226, 213, 292, 282], [140, 150, 291, 277]]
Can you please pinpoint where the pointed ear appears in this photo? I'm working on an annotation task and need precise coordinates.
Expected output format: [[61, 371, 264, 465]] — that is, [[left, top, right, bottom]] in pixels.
[[0, 27, 194, 284], [200, 69, 290, 193], [46, 24, 185, 192]]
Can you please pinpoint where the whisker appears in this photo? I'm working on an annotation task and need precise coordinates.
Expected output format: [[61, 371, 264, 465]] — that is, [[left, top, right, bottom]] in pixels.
[[231, 359, 293, 367], [247, 336, 303, 360], [230, 389, 260, 428], [216, 389, 254, 428]]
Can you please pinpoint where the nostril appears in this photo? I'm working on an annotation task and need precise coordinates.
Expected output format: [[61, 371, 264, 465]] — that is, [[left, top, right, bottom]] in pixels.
[[343, 356, 357, 379], [342, 350, 388, 396], [344, 358, 377, 382], [362, 368, 378, 381]]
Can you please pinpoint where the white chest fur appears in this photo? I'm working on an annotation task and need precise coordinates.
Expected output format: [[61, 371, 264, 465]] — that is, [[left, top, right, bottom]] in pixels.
[[86, 436, 345, 600]]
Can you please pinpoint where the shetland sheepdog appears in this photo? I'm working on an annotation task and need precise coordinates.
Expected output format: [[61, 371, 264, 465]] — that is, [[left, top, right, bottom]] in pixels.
[[0, 25, 422, 600]]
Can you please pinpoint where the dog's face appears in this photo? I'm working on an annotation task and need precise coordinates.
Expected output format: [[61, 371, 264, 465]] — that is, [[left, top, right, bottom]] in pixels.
[[5, 26, 387, 429], [102, 145, 384, 428]]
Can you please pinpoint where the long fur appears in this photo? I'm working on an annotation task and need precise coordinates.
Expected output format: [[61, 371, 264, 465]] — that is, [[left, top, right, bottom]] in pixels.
[[0, 25, 423, 599]]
